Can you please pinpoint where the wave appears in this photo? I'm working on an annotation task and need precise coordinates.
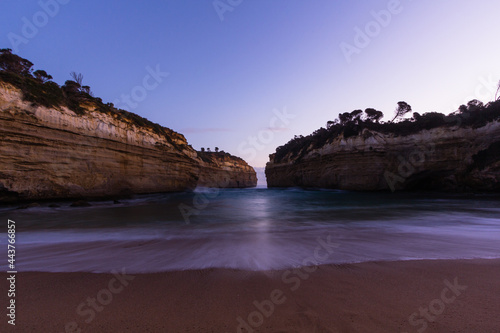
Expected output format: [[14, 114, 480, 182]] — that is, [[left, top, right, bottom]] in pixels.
[[0, 189, 499, 273]]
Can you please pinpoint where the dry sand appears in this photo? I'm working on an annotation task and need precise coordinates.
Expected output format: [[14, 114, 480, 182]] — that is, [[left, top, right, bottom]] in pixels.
[[1, 259, 499, 332]]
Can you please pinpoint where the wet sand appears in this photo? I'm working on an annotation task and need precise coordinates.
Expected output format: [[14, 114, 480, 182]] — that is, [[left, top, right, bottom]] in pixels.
[[1, 259, 499, 332]]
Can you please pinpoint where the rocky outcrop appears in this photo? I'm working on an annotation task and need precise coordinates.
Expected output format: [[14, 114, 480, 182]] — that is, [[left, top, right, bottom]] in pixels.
[[0, 82, 256, 202], [197, 152, 257, 188], [266, 122, 500, 191]]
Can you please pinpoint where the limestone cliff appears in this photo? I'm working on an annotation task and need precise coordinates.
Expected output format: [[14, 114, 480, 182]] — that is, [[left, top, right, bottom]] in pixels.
[[0, 81, 256, 202], [266, 119, 500, 192], [197, 151, 257, 188]]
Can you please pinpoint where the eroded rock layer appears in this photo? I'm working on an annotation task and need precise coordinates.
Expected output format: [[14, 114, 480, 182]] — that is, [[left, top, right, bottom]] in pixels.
[[0, 82, 256, 202], [197, 152, 257, 188], [266, 122, 500, 191]]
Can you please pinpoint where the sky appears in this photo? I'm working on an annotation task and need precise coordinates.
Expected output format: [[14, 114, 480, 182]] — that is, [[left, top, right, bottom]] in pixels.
[[1, 0, 500, 172]]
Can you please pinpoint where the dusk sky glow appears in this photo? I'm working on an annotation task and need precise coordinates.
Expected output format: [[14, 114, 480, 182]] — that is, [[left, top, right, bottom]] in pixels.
[[1, 0, 500, 168]]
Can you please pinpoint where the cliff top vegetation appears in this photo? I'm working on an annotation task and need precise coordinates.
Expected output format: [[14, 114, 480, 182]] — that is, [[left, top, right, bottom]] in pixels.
[[197, 150, 246, 165], [0, 48, 183, 146], [272, 96, 500, 164]]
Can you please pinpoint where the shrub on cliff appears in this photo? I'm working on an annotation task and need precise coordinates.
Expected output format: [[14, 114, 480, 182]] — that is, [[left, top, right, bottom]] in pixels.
[[0, 48, 33, 76], [365, 108, 384, 123], [0, 49, 69, 110], [0, 50, 183, 148], [197, 150, 245, 164], [0, 69, 66, 109], [272, 99, 500, 163], [391, 101, 412, 122], [33, 70, 52, 83]]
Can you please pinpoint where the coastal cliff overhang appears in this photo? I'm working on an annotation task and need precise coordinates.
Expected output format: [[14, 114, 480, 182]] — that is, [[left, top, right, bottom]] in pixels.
[[265, 121, 500, 192], [0, 79, 257, 201]]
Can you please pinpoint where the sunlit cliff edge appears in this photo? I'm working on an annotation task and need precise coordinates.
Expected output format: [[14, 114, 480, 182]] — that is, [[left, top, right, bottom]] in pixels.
[[0, 81, 256, 203]]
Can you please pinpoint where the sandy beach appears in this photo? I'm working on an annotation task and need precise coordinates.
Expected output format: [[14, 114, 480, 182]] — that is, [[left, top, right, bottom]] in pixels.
[[1, 259, 499, 332]]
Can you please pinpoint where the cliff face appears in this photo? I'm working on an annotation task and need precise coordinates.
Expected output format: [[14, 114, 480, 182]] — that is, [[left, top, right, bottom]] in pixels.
[[0, 82, 256, 202], [197, 152, 257, 188], [266, 122, 500, 191]]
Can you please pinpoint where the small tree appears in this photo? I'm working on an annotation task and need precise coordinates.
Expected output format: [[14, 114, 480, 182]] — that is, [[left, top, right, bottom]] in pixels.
[[33, 70, 53, 83], [338, 112, 352, 125], [392, 101, 412, 122], [0, 48, 33, 76], [364, 108, 384, 123], [70, 72, 84, 86], [81, 85, 94, 96], [326, 119, 339, 129], [350, 109, 363, 124], [62, 80, 81, 94], [338, 110, 363, 125], [69, 72, 94, 95], [466, 99, 484, 113], [458, 104, 468, 114]]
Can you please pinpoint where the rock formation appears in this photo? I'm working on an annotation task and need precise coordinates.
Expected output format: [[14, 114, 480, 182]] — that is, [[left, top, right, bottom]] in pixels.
[[0, 81, 256, 202], [197, 151, 257, 188], [266, 118, 500, 192]]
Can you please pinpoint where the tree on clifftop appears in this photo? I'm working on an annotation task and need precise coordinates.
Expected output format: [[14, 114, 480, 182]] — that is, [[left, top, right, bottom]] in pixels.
[[326, 119, 339, 129], [350, 109, 363, 124], [33, 70, 53, 83], [467, 99, 483, 112], [391, 101, 412, 122], [69, 72, 93, 96], [338, 110, 363, 125], [364, 108, 384, 123], [70, 72, 83, 86], [62, 80, 81, 94], [338, 112, 351, 125], [0, 48, 33, 76]]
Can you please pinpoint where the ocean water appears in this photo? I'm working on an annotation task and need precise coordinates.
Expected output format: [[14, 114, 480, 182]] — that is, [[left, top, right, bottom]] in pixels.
[[0, 187, 499, 273]]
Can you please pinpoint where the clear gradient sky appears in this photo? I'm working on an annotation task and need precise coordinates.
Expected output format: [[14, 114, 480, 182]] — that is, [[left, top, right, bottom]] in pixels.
[[1, 0, 500, 169]]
